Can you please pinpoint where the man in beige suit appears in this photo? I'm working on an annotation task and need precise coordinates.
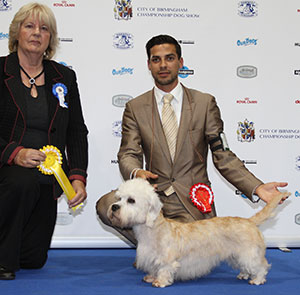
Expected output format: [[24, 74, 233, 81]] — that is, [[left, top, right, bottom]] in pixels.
[[96, 35, 287, 245]]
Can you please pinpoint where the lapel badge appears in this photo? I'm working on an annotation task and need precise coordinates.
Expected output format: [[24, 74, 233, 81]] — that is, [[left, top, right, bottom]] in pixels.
[[52, 83, 68, 108]]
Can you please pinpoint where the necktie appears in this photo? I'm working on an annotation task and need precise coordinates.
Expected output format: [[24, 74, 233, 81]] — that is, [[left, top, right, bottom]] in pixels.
[[162, 93, 178, 196], [162, 93, 178, 161]]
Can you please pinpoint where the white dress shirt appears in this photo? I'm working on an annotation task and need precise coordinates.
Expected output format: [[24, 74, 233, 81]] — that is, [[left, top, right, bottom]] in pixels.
[[154, 82, 183, 125]]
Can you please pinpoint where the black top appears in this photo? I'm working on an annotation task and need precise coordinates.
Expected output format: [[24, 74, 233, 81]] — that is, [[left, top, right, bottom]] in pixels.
[[21, 84, 52, 184], [21, 84, 49, 149]]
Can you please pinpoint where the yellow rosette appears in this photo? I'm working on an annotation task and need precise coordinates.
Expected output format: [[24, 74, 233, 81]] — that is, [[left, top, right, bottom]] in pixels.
[[37, 145, 83, 212]]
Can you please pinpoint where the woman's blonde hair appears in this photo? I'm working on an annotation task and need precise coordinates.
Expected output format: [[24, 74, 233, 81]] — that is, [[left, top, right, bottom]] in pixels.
[[9, 2, 59, 59]]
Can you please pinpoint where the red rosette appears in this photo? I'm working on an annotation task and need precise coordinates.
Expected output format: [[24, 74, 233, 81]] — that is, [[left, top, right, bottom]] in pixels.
[[189, 183, 214, 213]]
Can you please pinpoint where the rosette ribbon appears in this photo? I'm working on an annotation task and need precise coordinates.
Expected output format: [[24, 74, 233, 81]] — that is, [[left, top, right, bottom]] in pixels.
[[189, 183, 214, 213], [37, 145, 83, 212]]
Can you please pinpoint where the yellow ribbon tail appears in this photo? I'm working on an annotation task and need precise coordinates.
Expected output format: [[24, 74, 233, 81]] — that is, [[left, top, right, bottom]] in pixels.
[[51, 162, 83, 212]]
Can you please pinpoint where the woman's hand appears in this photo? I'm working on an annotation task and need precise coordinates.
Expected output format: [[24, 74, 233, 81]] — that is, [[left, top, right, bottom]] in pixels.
[[68, 180, 87, 208], [14, 148, 46, 168]]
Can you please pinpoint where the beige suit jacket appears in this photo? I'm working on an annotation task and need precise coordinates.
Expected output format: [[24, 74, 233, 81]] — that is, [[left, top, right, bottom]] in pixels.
[[118, 84, 263, 220]]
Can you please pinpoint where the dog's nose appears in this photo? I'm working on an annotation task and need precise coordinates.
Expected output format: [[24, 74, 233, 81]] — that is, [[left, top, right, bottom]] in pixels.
[[112, 204, 120, 212]]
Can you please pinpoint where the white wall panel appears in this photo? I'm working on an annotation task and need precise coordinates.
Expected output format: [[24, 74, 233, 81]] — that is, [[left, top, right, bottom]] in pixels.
[[1, 0, 299, 247]]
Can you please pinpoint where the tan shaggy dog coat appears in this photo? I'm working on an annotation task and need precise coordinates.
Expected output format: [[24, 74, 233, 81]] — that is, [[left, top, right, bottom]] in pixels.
[[108, 178, 288, 287]]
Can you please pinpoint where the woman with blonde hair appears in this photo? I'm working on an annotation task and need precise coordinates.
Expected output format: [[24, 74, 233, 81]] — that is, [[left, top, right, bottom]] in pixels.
[[0, 3, 88, 280]]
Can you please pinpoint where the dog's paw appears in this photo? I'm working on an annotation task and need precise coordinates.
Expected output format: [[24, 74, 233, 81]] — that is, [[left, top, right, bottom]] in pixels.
[[152, 279, 172, 288], [237, 272, 250, 280], [152, 280, 169, 288], [143, 275, 155, 283], [249, 278, 266, 285]]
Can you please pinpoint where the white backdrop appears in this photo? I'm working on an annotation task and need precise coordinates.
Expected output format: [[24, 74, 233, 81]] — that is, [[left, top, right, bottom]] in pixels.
[[0, 0, 299, 248]]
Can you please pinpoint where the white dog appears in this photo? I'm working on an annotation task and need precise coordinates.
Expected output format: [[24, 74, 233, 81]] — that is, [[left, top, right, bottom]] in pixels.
[[107, 178, 288, 288]]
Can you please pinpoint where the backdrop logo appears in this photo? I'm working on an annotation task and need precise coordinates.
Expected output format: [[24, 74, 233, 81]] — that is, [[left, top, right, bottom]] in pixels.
[[295, 214, 300, 225], [0, 32, 9, 40], [237, 65, 257, 78], [112, 67, 133, 75], [114, 0, 132, 20], [237, 38, 258, 46], [56, 212, 73, 225], [136, 7, 199, 18], [235, 190, 247, 199], [294, 70, 300, 76], [179, 66, 194, 78], [296, 156, 300, 171], [59, 37, 73, 43], [236, 97, 258, 104], [237, 119, 255, 142], [112, 94, 132, 107], [113, 33, 134, 49], [295, 43, 300, 47], [242, 160, 257, 165], [295, 99, 300, 104], [295, 191, 300, 197], [238, 1, 258, 17], [112, 121, 122, 137], [53, 1, 75, 7], [178, 40, 195, 45], [259, 129, 300, 140], [0, 0, 12, 11]]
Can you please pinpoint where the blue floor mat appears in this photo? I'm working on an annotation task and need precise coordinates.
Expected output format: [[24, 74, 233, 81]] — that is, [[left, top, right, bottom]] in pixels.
[[1, 248, 299, 295]]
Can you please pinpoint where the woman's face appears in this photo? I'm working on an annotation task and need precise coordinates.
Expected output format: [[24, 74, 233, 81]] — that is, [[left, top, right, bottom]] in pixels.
[[17, 14, 50, 57]]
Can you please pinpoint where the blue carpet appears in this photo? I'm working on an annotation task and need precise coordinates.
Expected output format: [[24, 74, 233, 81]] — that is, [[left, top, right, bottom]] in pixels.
[[1, 248, 299, 295]]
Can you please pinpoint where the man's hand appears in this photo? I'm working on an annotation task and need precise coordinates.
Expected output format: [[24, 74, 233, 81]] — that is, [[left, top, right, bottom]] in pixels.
[[255, 182, 289, 204], [135, 169, 158, 189], [135, 169, 158, 180], [14, 148, 46, 168]]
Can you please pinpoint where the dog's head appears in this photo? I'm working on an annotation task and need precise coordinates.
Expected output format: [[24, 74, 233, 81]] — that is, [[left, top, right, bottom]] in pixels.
[[107, 178, 163, 229]]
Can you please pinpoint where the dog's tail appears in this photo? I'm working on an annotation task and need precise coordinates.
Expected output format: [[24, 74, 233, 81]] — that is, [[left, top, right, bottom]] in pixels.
[[249, 192, 289, 226]]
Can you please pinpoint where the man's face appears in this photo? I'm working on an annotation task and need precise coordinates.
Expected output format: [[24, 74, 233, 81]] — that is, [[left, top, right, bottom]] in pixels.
[[147, 43, 183, 92]]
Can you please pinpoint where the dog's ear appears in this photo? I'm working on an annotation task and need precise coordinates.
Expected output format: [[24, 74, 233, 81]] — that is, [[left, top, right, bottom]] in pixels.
[[145, 192, 163, 227]]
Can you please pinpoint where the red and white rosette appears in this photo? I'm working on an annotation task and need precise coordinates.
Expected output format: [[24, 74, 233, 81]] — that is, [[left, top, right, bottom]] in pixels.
[[189, 183, 214, 213]]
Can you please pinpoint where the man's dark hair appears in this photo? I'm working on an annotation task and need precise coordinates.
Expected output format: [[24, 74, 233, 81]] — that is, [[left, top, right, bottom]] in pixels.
[[146, 34, 182, 60]]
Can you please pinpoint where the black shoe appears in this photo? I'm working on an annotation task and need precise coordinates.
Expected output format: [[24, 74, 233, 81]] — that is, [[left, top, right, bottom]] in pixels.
[[0, 266, 15, 280]]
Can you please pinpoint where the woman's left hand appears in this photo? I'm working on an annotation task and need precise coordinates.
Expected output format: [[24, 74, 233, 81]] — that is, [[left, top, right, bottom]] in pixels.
[[69, 180, 87, 208]]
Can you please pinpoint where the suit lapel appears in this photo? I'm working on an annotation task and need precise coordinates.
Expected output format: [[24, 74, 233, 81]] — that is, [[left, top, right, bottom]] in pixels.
[[144, 89, 173, 164], [174, 85, 194, 163], [4, 53, 63, 123], [44, 60, 63, 121]]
